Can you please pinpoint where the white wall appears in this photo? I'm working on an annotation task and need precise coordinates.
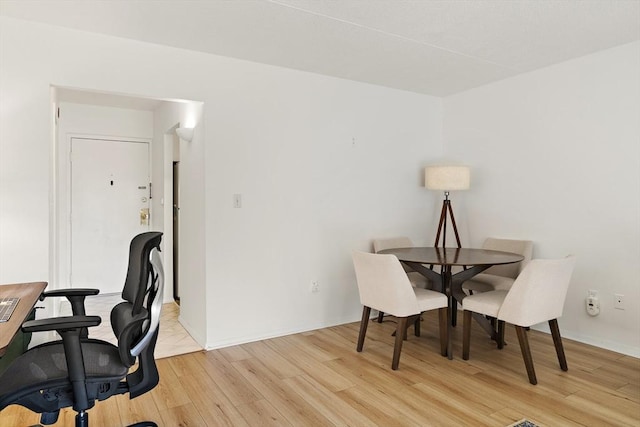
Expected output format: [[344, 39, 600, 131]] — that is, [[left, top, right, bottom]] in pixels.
[[0, 17, 443, 349], [444, 41, 640, 356], [205, 69, 442, 346], [152, 100, 206, 343]]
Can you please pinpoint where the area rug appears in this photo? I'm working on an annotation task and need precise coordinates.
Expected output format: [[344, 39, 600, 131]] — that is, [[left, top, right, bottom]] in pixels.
[[506, 419, 539, 427]]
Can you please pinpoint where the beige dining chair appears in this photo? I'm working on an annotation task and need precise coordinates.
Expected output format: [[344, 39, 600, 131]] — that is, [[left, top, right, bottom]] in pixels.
[[352, 250, 448, 370], [462, 238, 533, 293], [461, 255, 576, 384], [373, 237, 433, 322]]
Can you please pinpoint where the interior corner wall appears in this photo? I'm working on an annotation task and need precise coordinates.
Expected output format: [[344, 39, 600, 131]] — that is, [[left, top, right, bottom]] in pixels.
[[443, 41, 640, 356], [0, 17, 443, 350], [152, 100, 206, 343]]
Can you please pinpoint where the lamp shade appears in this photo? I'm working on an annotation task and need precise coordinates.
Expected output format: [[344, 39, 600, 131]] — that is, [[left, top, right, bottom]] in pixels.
[[425, 165, 470, 191]]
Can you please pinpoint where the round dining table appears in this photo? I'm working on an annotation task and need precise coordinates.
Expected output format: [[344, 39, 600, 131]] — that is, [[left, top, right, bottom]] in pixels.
[[377, 247, 524, 359]]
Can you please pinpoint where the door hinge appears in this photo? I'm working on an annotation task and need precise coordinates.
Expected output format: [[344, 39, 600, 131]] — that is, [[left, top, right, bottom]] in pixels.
[[149, 182, 152, 199]]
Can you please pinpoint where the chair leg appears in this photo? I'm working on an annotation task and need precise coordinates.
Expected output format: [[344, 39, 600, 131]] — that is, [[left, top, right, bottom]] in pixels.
[[549, 318, 568, 371], [392, 317, 408, 370], [377, 311, 384, 323], [497, 320, 505, 349], [357, 306, 371, 352], [414, 314, 421, 337], [462, 310, 472, 360], [450, 297, 458, 326], [515, 325, 537, 385], [438, 307, 448, 357]]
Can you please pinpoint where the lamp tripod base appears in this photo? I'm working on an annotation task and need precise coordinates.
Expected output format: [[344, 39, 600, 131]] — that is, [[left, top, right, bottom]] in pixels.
[[434, 193, 462, 248]]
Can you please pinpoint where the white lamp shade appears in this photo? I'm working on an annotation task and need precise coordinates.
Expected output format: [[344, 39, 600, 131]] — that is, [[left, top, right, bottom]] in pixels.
[[425, 165, 470, 191], [176, 127, 194, 142]]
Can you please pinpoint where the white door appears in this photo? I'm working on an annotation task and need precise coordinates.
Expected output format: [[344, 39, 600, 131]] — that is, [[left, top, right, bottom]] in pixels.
[[71, 138, 150, 294]]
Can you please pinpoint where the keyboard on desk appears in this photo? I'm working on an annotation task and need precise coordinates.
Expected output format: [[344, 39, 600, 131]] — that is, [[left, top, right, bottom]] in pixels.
[[0, 297, 20, 323]]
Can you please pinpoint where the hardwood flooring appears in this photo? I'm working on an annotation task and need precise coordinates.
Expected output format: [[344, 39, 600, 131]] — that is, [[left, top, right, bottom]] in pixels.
[[2, 311, 639, 426]]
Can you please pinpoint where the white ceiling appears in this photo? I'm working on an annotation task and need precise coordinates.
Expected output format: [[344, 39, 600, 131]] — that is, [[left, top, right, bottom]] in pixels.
[[2, 0, 639, 96]]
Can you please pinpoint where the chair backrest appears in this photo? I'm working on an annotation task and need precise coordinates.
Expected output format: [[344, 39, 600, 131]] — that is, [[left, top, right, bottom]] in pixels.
[[111, 232, 163, 370], [482, 238, 533, 278], [352, 250, 420, 317], [122, 232, 163, 315], [498, 255, 576, 327], [373, 237, 413, 253]]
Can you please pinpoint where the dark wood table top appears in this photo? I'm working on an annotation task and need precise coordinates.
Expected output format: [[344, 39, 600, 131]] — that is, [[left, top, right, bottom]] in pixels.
[[0, 281, 47, 357], [378, 247, 524, 267]]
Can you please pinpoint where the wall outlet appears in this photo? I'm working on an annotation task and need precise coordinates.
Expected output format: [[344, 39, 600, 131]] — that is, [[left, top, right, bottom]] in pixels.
[[311, 281, 319, 293], [586, 295, 600, 316], [614, 294, 625, 310]]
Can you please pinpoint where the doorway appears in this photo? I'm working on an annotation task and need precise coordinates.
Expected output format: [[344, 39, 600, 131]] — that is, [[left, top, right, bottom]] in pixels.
[[70, 137, 150, 294], [172, 161, 180, 303]]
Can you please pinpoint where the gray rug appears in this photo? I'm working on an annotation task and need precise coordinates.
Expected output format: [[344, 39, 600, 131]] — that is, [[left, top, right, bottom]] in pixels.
[[506, 420, 539, 427]]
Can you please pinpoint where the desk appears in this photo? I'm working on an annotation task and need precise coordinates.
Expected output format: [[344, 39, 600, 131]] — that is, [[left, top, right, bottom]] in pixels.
[[377, 247, 523, 358], [0, 282, 47, 357]]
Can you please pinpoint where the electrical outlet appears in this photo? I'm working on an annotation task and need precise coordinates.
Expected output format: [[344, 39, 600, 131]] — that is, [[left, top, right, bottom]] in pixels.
[[586, 295, 600, 316], [614, 294, 625, 310], [311, 281, 319, 293]]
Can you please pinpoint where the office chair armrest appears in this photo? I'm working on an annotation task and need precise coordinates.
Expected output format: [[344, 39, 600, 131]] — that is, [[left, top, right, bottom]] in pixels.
[[40, 288, 100, 299], [22, 315, 101, 333], [40, 288, 100, 316]]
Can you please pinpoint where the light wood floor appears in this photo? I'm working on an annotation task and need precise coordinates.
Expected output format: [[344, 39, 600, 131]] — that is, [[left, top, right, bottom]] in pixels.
[[2, 311, 639, 426]]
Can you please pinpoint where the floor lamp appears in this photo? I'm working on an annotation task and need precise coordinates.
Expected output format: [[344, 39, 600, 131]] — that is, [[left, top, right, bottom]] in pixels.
[[425, 165, 470, 248]]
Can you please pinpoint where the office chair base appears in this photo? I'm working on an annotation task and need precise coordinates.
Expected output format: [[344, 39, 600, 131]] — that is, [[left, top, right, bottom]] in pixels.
[[128, 423, 158, 427]]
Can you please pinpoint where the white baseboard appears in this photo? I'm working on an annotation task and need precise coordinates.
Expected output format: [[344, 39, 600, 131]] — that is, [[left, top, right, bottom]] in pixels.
[[532, 324, 639, 358], [204, 314, 361, 351], [178, 313, 207, 347]]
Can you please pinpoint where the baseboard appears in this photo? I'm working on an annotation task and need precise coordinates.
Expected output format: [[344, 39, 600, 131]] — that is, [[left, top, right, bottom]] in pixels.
[[177, 314, 207, 348], [532, 323, 640, 358], [204, 315, 361, 351]]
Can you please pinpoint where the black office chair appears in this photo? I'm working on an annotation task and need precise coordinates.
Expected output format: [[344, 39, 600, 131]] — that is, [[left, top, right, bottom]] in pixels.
[[0, 231, 164, 427]]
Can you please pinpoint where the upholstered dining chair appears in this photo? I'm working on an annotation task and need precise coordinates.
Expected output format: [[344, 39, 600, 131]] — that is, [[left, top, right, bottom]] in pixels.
[[373, 237, 432, 322], [352, 250, 448, 370], [373, 237, 432, 289], [461, 255, 576, 384], [462, 238, 533, 293]]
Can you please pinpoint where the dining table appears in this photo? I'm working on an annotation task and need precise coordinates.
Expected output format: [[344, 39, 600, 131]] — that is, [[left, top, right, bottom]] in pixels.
[[377, 247, 524, 359]]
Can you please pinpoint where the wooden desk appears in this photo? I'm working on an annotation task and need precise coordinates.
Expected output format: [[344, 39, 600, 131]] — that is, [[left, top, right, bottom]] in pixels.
[[0, 282, 47, 357]]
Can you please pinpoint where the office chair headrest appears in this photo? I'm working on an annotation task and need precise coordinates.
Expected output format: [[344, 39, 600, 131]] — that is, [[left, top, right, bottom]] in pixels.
[[122, 232, 163, 315]]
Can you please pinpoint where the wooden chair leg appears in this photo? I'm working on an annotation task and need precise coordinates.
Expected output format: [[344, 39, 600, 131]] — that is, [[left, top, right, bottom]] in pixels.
[[377, 311, 384, 323], [414, 314, 421, 337], [392, 317, 408, 370], [450, 297, 458, 327], [515, 325, 537, 385], [438, 307, 448, 357], [462, 310, 472, 360], [497, 320, 505, 349], [357, 306, 371, 352], [549, 318, 568, 371]]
